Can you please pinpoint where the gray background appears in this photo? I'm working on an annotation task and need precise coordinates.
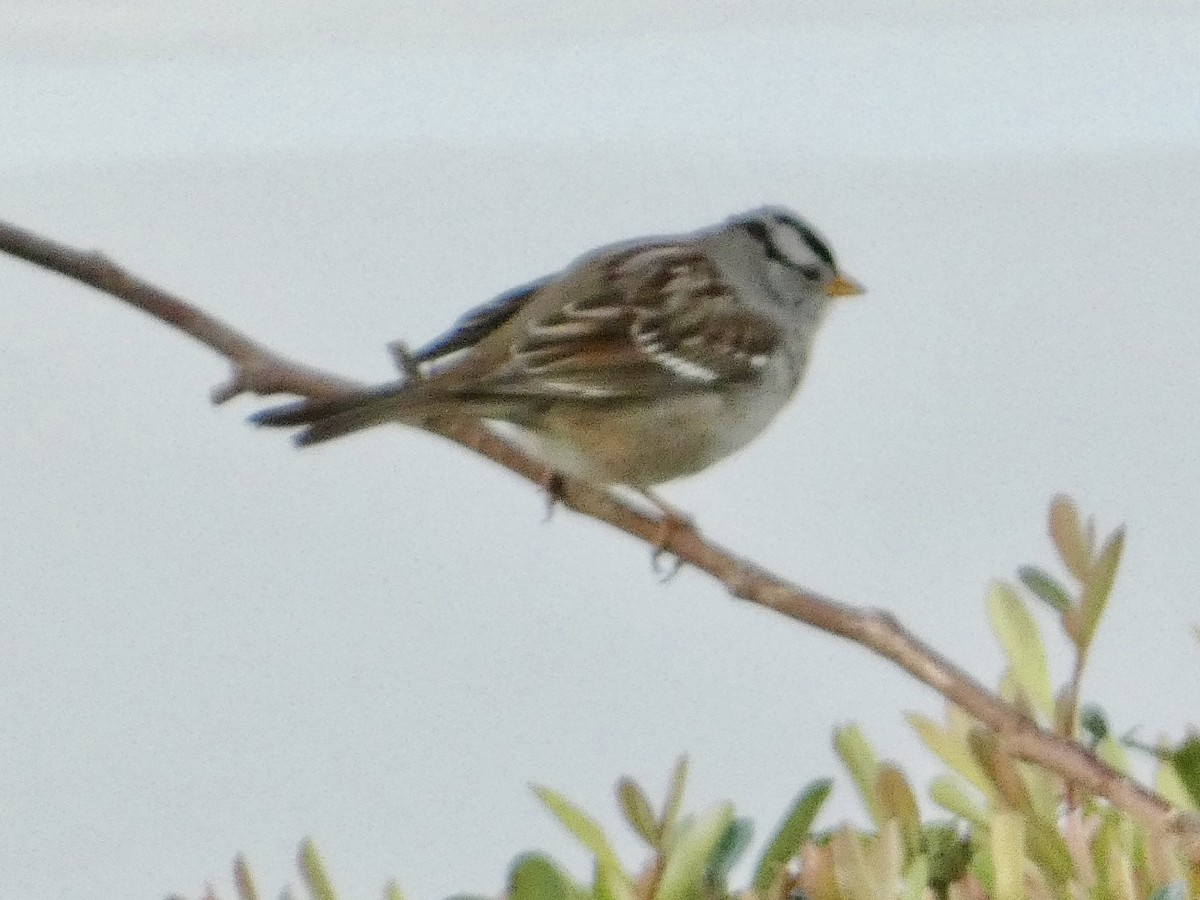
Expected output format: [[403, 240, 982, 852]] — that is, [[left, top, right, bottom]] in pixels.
[[2, 4, 1198, 898]]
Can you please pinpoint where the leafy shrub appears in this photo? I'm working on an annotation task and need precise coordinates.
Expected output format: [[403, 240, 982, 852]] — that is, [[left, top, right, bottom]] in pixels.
[[187, 498, 1199, 900]]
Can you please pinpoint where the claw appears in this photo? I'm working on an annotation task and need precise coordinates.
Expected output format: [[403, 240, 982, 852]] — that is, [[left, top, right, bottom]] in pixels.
[[638, 489, 694, 580], [540, 468, 566, 522], [651, 539, 685, 581]]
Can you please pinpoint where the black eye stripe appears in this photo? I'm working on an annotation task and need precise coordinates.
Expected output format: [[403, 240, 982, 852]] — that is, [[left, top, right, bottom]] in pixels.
[[742, 220, 792, 267], [774, 215, 836, 269], [743, 217, 836, 271]]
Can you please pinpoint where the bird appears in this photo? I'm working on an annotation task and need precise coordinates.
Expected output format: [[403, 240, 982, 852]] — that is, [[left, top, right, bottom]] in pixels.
[[251, 207, 863, 515]]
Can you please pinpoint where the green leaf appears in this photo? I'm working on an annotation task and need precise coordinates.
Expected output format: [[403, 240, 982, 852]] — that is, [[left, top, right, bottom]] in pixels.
[[1048, 494, 1091, 582], [1017, 565, 1073, 613], [967, 729, 1032, 814], [656, 803, 734, 900], [751, 779, 832, 893], [592, 864, 625, 900], [708, 817, 754, 883], [1016, 758, 1061, 826], [533, 786, 633, 898], [1075, 527, 1125, 651], [928, 776, 988, 827], [987, 582, 1054, 717], [383, 881, 405, 900], [662, 813, 695, 858], [508, 853, 577, 900], [1091, 813, 1128, 899], [1079, 704, 1109, 744], [616, 776, 660, 846], [1172, 737, 1200, 810], [1024, 818, 1076, 885], [661, 755, 689, 836], [989, 813, 1025, 900], [907, 713, 994, 798], [924, 824, 972, 891], [876, 765, 922, 856], [297, 839, 337, 900], [1155, 751, 1199, 810], [233, 854, 259, 900], [1094, 733, 1133, 776], [834, 725, 883, 826], [901, 854, 929, 900]]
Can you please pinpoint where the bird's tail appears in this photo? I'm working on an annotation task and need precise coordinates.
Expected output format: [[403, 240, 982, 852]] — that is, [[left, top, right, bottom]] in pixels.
[[251, 382, 518, 446], [251, 383, 436, 446]]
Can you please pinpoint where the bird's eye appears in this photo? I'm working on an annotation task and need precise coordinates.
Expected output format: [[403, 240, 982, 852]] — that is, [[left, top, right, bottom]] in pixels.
[[798, 265, 822, 282]]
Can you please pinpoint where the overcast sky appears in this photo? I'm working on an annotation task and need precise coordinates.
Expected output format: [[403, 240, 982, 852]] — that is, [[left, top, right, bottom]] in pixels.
[[2, 4, 1199, 900]]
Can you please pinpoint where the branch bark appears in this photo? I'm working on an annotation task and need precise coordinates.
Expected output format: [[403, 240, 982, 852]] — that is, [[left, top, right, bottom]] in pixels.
[[3, 217, 1195, 857]]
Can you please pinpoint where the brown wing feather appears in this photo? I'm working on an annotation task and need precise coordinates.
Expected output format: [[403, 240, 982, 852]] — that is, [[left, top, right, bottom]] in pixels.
[[478, 246, 780, 399]]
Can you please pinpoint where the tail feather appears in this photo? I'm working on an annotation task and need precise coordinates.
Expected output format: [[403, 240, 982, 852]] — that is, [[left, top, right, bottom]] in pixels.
[[292, 405, 399, 446], [251, 383, 422, 446], [249, 398, 335, 428], [251, 383, 522, 447]]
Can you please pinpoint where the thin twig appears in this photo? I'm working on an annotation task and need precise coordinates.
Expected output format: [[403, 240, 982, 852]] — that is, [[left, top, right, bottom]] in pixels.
[[3, 217, 1196, 857]]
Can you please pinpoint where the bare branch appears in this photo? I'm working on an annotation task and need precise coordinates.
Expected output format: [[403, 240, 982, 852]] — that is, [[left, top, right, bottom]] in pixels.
[[3, 217, 1196, 857], [0, 218, 358, 404]]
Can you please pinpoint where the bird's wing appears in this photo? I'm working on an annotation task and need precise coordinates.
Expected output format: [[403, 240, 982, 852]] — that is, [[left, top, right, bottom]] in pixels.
[[476, 244, 781, 400]]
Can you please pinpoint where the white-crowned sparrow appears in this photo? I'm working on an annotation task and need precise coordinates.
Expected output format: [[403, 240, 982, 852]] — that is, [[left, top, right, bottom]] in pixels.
[[253, 207, 863, 500]]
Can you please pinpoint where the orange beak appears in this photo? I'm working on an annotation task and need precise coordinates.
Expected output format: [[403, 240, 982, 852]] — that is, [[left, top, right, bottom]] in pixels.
[[825, 273, 866, 298]]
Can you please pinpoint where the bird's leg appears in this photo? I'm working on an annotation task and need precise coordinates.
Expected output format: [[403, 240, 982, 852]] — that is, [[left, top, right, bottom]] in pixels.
[[540, 468, 567, 522], [635, 488, 695, 579]]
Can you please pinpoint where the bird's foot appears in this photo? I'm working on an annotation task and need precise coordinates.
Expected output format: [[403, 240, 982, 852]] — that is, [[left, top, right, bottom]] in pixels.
[[540, 468, 566, 522], [638, 490, 695, 580]]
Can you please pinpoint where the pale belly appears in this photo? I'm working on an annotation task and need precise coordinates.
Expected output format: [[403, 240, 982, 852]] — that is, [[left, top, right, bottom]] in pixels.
[[507, 382, 795, 487]]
